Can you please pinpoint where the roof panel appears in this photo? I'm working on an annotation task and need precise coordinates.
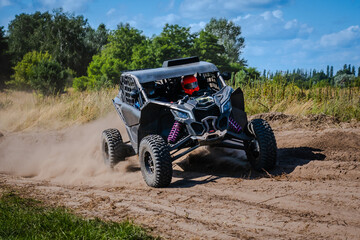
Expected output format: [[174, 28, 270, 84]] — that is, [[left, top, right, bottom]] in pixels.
[[122, 61, 219, 83]]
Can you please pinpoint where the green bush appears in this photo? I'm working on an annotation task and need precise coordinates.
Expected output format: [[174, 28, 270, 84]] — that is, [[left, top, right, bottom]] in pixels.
[[87, 51, 125, 86], [73, 76, 93, 91], [7, 51, 52, 90], [29, 59, 67, 95], [7, 51, 67, 95], [73, 75, 113, 91]]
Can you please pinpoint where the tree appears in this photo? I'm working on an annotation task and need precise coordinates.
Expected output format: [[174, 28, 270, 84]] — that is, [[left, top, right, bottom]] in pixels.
[[234, 67, 260, 85], [334, 73, 355, 87], [7, 51, 52, 90], [7, 51, 66, 94], [29, 58, 67, 95], [204, 18, 245, 64], [330, 66, 334, 78], [192, 30, 230, 71], [85, 23, 109, 53], [87, 23, 145, 86], [312, 69, 316, 76], [152, 24, 194, 66], [0, 26, 10, 88], [131, 39, 157, 69], [311, 71, 327, 85], [336, 68, 351, 75], [7, 9, 97, 76], [7, 11, 52, 64], [44, 9, 92, 76], [109, 23, 145, 67], [326, 65, 330, 78]]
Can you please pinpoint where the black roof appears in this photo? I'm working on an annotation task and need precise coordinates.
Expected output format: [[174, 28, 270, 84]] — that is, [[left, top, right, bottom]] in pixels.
[[122, 61, 219, 83]]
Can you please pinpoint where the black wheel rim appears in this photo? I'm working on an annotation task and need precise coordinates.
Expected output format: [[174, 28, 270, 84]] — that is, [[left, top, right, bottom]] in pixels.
[[144, 151, 155, 174]]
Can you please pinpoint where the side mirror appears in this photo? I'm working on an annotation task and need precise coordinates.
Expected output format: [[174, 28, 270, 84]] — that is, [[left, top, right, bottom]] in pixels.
[[221, 72, 231, 81], [130, 89, 139, 98]]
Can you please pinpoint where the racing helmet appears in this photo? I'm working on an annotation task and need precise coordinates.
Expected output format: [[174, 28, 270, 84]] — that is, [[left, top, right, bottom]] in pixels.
[[181, 75, 199, 95]]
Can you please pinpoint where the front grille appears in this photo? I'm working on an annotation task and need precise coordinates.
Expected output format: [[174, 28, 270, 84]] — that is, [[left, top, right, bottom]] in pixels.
[[191, 122, 205, 135], [193, 104, 220, 122]]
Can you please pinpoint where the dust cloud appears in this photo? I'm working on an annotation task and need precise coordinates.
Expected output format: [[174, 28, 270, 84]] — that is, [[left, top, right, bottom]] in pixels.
[[0, 112, 253, 187], [0, 113, 142, 187]]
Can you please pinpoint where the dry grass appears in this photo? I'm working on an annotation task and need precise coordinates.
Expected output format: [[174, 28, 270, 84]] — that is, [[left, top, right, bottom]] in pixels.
[[241, 82, 360, 122], [0, 88, 118, 133], [1, 83, 358, 134]]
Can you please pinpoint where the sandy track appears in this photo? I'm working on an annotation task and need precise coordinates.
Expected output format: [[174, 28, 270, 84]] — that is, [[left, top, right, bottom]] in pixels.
[[1, 113, 359, 239]]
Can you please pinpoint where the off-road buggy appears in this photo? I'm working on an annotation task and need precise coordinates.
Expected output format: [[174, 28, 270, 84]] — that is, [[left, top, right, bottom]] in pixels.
[[101, 57, 277, 188]]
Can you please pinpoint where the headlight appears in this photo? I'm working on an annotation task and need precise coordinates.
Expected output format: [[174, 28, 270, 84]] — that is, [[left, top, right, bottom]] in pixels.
[[172, 110, 190, 120], [221, 100, 232, 112]]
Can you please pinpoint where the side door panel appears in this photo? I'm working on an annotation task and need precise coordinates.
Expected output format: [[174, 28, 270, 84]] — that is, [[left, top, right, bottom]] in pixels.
[[120, 103, 140, 127], [115, 75, 142, 152]]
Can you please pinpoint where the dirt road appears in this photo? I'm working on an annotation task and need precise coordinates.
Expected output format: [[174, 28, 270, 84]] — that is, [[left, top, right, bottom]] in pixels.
[[1, 113, 359, 239]]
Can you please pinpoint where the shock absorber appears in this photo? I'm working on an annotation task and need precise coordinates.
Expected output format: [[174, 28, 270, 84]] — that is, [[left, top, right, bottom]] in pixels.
[[168, 121, 182, 144], [228, 117, 242, 133]]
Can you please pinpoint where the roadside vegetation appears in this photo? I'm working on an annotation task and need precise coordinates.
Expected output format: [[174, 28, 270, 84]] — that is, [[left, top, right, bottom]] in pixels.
[[0, 8, 359, 133], [0, 88, 117, 132], [0, 191, 157, 239], [231, 68, 360, 122], [1, 79, 358, 133]]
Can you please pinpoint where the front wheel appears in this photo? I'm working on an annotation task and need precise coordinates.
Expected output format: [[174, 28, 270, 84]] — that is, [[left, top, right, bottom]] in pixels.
[[139, 135, 172, 188], [245, 119, 277, 171]]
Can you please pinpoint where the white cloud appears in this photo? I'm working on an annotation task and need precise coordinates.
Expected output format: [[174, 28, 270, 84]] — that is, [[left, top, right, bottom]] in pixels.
[[320, 25, 360, 48], [223, 0, 288, 11], [106, 8, 116, 16], [37, 0, 91, 12], [260, 11, 272, 20], [180, 0, 289, 19], [272, 9, 283, 19], [261, 10, 282, 21], [284, 19, 297, 29], [244, 27, 360, 73], [189, 21, 206, 33], [232, 10, 313, 40], [166, 0, 175, 11], [152, 13, 180, 28], [104, 13, 145, 33], [0, 0, 11, 8]]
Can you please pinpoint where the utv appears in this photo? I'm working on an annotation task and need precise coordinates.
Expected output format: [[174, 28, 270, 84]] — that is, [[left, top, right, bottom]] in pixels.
[[101, 57, 277, 188]]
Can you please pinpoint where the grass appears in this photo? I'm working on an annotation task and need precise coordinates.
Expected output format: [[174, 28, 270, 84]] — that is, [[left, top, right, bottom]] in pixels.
[[0, 191, 157, 240], [235, 81, 360, 122], [0, 88, 118, 132], [0, 81, 359, 133]]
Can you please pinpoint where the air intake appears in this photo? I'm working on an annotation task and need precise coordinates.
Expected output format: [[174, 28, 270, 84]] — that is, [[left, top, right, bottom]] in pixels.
[[162, 56, 199, 67]]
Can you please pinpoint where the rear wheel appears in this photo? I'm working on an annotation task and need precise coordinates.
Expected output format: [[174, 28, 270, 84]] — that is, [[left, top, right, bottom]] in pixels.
[[139, 135, 172, 188], [101, 128, 125, 168], [245, 119, 277, 171]]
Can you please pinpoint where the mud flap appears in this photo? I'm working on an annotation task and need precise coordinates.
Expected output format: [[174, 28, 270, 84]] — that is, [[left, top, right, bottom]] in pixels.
[[230, 87, 245, 111]]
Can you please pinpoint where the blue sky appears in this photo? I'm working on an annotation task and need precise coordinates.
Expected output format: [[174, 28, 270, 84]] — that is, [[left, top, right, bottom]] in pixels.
[[1, 0, 360, 73]]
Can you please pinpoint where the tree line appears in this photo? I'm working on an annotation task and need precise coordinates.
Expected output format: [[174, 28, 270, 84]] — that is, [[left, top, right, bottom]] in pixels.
[[0, 9, 245, 94], [232, 64, 360, 90], [0, 9, 359, 95]]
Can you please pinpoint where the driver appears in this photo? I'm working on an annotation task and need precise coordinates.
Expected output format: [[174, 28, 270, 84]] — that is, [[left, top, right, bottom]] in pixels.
[[181, 75, 199, 95]]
